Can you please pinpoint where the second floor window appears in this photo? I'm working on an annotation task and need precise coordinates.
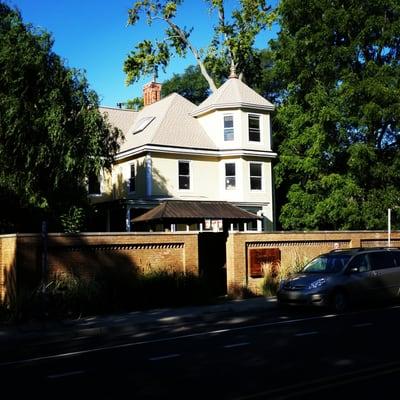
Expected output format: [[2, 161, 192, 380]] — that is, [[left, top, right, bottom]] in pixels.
[[178, 161, 190, 190], [250, 163, 262, 190], [224, 115, 234, 141], [225, 163, 236, 189], [129, 164, 136, 192], [249, 114, 260, 142]]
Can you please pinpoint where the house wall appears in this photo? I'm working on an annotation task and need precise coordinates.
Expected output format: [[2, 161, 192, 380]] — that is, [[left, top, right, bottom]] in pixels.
[[226, 231, 400, 295], [150, 153, 220, 199], [196, 109, 272, 151]]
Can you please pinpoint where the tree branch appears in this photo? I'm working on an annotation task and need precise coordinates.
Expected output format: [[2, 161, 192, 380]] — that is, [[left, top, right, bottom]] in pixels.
[[165, 19, 217, 92]]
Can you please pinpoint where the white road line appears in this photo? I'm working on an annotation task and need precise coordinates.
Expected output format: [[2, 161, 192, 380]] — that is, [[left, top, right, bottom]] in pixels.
[[224, 342, 250, 349], [352, 322, 373, 328], [149, 353, 180, 361], [3, 305, 400, 368], [47, 370, 85, 379], [294, 331, 318, 337]]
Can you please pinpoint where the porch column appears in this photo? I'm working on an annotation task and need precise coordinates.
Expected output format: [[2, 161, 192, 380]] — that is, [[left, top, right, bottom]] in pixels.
[[145, 153, 152, 198], [125, 207, 131, 232]]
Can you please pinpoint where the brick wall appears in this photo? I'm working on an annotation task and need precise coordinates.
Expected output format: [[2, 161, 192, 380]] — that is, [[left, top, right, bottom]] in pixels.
[[2, 230, 400, 306], [226, 231, 400, 295], [0, 234, 17, 306], [0, 232, 199, 305]]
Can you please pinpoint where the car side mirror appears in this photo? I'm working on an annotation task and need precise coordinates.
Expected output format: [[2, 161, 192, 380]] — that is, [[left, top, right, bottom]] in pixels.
[[348, 266, 360, 273]]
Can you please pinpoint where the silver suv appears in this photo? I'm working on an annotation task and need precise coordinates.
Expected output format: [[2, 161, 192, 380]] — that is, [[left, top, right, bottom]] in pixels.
[[277, 247, 400, 312]]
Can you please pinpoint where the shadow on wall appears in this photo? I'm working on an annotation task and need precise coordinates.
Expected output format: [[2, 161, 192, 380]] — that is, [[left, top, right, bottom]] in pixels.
[[13, 233, 210, 321], [16, 234, 141, 319], [113, 159, 172, 200]]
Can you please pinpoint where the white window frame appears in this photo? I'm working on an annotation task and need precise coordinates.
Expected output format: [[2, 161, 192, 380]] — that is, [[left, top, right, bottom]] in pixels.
[[178, 160, 191, 190], [249, 162, 263, 191], [223, 114, 234, 141], [248, 114, 261, 142], [225, 162, 236, 190]]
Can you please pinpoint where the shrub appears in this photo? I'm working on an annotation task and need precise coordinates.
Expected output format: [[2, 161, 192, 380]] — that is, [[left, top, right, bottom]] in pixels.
[[10, 269, 216, 322]]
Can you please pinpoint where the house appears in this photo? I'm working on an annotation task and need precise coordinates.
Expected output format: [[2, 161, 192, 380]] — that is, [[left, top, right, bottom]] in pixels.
[[89, 73, 276, 232]]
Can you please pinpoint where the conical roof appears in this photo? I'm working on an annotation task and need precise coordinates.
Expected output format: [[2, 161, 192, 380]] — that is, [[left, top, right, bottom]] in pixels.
[[192, 77, 275, 117]]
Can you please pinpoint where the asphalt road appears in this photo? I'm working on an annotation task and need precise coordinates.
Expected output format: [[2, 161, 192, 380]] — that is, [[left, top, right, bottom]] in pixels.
[[2, 303, 400, 399]]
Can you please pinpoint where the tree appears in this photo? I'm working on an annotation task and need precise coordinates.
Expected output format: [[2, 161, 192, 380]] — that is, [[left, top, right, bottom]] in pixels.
[[0, 3, 123, 232], [161, 65, 210, 104], [272, 0, 400, 230], [124, 0, 276, 91]]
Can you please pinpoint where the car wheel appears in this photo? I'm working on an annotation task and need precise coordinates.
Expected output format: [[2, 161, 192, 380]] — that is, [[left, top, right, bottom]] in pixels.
[[331, 290, 348, 313]]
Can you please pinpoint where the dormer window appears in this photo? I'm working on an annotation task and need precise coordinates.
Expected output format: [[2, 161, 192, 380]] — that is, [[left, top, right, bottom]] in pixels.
[[249, 114, 260, 142], [132, 116, 155, 134], [224, 115, 234, 141]]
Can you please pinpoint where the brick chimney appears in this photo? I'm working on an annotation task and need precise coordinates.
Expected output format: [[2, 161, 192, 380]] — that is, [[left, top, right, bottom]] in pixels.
[[143, 80, 162, 106]]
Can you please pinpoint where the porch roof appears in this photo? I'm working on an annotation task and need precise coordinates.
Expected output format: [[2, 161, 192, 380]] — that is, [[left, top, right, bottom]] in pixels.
[[131, 200, 260, 223]]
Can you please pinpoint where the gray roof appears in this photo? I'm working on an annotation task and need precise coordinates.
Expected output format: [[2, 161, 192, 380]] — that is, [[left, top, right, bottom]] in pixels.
[[101, 93, 217, 153], [192, 76, 275, 117], [132, 200, 261, 222], [100, 106, 138, 137], [100, 78, 275, 156]]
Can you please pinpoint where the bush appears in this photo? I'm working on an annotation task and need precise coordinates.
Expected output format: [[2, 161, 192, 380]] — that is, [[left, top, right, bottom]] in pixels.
[[10, 269, 216, 322]]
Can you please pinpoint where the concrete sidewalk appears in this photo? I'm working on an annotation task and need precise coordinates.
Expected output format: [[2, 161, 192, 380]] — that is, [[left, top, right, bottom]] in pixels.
[[0, 296, 278, 348]]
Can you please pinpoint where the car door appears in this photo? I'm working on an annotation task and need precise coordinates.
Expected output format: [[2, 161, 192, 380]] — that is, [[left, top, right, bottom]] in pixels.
[[343, 254, 376, 302], [367, 251, 398, 298], [390, 251, 400, 297]]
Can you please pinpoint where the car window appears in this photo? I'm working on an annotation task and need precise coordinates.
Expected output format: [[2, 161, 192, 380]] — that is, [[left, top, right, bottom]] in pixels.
[[303, 254, 351, 274], [347, 255, 369, 272], [368, 251, 396, 270], [392, 251, 400, 267]]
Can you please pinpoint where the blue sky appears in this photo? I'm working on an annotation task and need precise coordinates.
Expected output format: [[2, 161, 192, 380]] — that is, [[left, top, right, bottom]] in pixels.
[[8, 0, 279, 107]]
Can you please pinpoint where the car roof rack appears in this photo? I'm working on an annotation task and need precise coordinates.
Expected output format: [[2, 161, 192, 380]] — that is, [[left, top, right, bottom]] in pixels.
[[329, 246, 400, 253]]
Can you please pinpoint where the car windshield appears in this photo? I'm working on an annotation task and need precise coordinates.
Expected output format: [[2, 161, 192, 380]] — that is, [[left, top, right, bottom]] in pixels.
[[302, 254, 351, 274]]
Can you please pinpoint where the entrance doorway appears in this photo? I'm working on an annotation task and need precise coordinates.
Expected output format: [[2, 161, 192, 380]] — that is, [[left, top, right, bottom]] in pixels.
[[198, 232, 228, 296]]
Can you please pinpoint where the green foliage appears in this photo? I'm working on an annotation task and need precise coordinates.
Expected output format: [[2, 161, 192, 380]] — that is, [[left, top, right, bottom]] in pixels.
[[125, 97, 144, 111], [12, 269, 215, 322], [60, 206, 85, 233], [272, 0, 400, 230], [161, 65, 210, 104], [0, 3, 123, 232], [124, 0, 276, 90]]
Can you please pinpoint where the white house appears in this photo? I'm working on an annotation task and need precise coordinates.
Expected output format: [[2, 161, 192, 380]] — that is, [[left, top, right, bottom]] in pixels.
[[90, 74, 277, 232]]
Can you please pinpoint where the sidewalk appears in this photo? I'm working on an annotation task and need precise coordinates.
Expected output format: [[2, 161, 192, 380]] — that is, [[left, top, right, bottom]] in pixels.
[[0, 296, 278, 349]]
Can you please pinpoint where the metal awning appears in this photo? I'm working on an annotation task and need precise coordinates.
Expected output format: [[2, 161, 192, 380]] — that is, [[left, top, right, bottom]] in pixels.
[[131, 200, 260, 223]]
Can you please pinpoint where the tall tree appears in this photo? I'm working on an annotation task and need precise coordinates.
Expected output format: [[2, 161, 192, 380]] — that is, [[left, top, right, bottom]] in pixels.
[[124, 0, 276, 91], [0, 3, 123, 232], [272, 0, 400, 230], [161, 65, 210, 105]]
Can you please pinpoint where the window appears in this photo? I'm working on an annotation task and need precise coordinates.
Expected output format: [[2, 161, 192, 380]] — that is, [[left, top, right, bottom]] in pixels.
[[224, 115, 234, 141], [88, 173, 101, 195], [250, 163, 262, 190], [178, 161, 190, 190], [249, 114, 260, 142], [347, 255, 369, 273], [129, 164, 136, 192], [225, 163, 236, 189], [368, 252, 396, 270], [131, 116, 155, 134]]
